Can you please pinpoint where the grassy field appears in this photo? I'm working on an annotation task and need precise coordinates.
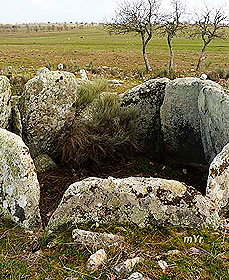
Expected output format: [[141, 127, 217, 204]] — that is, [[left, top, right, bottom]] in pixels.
[[0, 219, 228, 280], [0, 25, 228, 78]]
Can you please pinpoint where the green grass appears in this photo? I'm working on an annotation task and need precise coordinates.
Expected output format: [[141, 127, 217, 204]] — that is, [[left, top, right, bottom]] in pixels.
[[0, 25, 228, 74], [0, 218, 228, 280]]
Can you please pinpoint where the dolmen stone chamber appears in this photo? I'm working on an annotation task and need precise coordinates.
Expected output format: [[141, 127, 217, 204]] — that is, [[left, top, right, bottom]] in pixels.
[[0, 70, 229, 230]]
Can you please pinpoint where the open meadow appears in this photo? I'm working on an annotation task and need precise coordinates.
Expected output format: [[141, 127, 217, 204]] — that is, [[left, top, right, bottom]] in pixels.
[[0, 24, 229, 89]]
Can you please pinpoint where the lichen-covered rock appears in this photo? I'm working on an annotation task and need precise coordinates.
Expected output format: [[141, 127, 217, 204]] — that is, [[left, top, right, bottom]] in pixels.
[[47, 177, 219, 231], [19, 70, 79, 157], [0, 128, 41, 228], [34, 154, 57, 173], [10, 96, 22, 137], [121, 78, 170, 161], [36, 67, 51, 75], [86, 249, 107, 273], [123, 272, 147, 280], [198, 86, 229, 163], [115, 257, 143, 274], [161, 78, 221, 164], [72, 229, 125, 247], [206, 143, 229, 217], [0, 76, 12, 129]]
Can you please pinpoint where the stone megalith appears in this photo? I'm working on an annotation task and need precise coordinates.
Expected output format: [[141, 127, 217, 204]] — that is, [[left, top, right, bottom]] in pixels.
[[0, 75, 12, 129], [198, 86, 229, 164], [121, 78, 170, 161], [46, 177, 219, 232], [206, 143, 229, 217], [161, 78, 221, 164], [19, 70, 79, 157], [0, 128, 41, 228]]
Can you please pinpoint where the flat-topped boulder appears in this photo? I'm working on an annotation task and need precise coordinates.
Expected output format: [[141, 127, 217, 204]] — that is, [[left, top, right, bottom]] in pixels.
[[19, 70, 79, 157], [0, 128, 41, 228], [0, 75, 12, 129], [46, 177, 219, 232]]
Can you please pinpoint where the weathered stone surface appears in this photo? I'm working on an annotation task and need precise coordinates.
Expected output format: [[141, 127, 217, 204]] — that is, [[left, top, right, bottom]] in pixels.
[[34, 154, 57, 173], [72, 229, 125, 247], [19, 70, 79, 157], [198, 86, 229, 163], [0, 76, 12, 129], [46, 177, 219, 231], [86, 249, 107, 273], [36, 67, 50, 75], [161, 78, 221, 164], [123, 272, 148, 280], [115, 257, 143, 274], [206, 143, 229, 217], [0, 128, 41, 228], [122, 78, 170, 161], [10, 96, 22, 137]]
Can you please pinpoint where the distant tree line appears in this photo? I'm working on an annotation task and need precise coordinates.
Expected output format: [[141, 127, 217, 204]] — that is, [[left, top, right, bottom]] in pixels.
[[0, 22, 98, 34]]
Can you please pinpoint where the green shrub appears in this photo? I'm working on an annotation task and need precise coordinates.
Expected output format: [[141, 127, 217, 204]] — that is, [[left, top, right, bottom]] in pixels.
[[76, 79, 109, 109], [58, 80, 138, 168], [86, 58, 94, 71], [2, 67, 32, 95], [205, 61, 212, 69], [137, 68, 147, 78], [208, 68, 229, 81]]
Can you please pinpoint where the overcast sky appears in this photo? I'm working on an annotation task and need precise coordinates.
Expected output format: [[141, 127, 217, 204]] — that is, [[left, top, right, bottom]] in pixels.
[[0, 0, 228, 24]]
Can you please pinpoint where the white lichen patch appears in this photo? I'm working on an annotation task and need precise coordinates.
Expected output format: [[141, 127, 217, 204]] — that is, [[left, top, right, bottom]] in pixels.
[[159, 179, 187, 196]]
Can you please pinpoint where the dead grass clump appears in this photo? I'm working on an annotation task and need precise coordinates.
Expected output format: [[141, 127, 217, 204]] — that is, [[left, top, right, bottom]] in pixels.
[[58, 82, 138, 168]]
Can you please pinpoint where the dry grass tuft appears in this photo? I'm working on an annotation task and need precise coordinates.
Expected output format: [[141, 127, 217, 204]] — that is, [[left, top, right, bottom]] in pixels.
[[59, 86, 138, 168]]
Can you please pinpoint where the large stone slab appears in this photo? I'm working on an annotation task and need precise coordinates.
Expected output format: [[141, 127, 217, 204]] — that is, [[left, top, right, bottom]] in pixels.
[[19, 70, 79, 157], [0, 76, 12, 129], [47, 177, 219, 231], [198, 86, 229, 164], [121, 78, 170, 161], [0, 128, 41, 228], [206, 143, 229, 217], [161, 78, 221, 164]]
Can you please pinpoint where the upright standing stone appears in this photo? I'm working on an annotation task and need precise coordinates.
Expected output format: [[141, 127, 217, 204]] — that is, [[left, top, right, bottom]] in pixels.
[[161, 78, 221, 164], [0, 129, 41, 228], [19, 70, 79, 157], [0, 76, 12, 129], [122, 78, 169, 161], [198, 86, 229, 163]]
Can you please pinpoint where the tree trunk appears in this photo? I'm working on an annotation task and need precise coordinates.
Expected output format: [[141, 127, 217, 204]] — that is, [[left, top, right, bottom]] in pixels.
[[196, 43, 208, 72], [141, 33, 152, 72], [167, 34, 173, 74]]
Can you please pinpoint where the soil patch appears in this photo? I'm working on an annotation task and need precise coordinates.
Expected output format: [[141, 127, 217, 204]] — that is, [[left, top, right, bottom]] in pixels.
[[37, 156, 208, 228]]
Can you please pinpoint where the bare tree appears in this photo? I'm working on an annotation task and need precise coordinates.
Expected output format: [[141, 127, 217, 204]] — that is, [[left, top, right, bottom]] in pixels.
[[194, 5, 228, 72], [106, 0, 161, 72], [160, 0, 186, 73]]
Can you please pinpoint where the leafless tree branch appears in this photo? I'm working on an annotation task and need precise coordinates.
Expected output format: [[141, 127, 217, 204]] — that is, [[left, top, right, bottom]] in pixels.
[[193, 4, 228, 71], [105, 0, 161, 71]]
